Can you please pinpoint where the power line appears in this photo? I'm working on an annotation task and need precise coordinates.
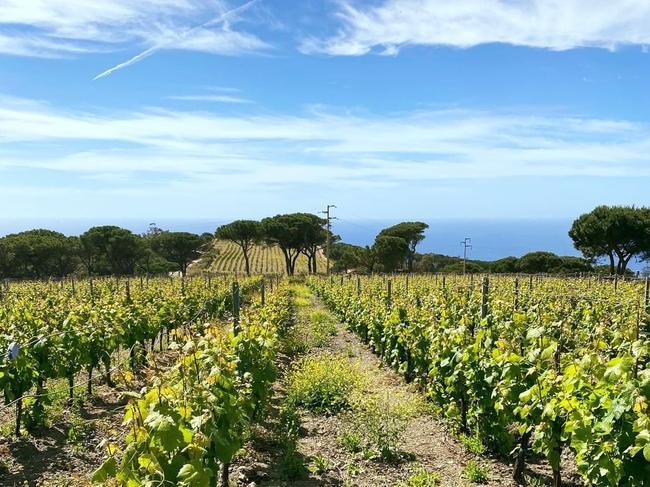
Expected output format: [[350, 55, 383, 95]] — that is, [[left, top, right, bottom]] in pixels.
[[321, 205, 338, 275], [460, 237, 472, 275]]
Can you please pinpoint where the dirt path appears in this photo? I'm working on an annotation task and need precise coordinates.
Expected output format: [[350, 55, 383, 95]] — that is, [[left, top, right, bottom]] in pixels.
[[235, 285, 522, 487]]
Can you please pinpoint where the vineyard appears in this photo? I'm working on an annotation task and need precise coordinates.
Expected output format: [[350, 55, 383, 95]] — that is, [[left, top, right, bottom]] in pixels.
[[2, 273, 650, 486], [191, 239, 327, 275], [309, 274, 650, 486], [0, 275, 291, 485]]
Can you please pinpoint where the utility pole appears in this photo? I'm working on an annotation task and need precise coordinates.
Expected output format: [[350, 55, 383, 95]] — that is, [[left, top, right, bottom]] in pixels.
[[321, 204, 337, 275], [460, 237, 472, 275]]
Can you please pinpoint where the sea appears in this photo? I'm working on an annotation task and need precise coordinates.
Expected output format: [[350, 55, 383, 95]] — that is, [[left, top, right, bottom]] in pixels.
[[0, 217, 646, 271]]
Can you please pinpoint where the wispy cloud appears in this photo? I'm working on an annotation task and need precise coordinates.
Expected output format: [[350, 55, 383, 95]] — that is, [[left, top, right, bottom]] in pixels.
[[301, 0, 650, 55], [93, 0, 264, 79], [0, 0, 269, 61], [0, 96, 647, 190], [168, 94, 253, 103]]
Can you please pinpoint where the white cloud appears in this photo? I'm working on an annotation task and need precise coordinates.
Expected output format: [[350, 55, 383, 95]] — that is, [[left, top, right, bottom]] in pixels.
[[0, 0, 268, 59], [168, 94, 253, 103], [0, 96, 648, 191], [302, 0, 650, 55]]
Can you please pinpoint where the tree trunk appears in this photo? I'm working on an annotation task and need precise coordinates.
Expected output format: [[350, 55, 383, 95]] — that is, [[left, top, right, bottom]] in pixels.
[[312, 254, 318, 274], [281, 248, 291, 276], [621, 254, 633, 274], [291, 252, 300, 275], [243, 249, 251, 276], [608, 252, 615, 275]]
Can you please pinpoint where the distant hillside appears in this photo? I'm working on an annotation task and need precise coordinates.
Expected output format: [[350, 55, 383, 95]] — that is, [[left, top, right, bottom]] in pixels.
[[189, 239, 328, 275]]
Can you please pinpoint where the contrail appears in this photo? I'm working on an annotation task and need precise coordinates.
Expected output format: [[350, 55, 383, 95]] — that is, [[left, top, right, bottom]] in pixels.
[[93, 0, 260, 80]]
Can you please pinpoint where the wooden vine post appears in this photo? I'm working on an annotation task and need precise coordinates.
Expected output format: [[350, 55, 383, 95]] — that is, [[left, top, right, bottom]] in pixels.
[[232, 282, 240, 336], [260, 279, 266, 306], [514, 277, 519, 312], [481, 276, 489, 320]]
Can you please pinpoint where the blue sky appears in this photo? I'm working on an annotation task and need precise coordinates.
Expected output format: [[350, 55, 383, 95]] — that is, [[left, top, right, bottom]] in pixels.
[[1, 0, 650, 223]]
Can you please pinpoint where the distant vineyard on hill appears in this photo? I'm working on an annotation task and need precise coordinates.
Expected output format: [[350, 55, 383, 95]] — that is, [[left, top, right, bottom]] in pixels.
[[189, 239, 328, 275]]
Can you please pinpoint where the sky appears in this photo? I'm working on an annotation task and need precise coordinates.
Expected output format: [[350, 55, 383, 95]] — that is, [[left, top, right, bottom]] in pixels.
[[1, 0, 650, 225]]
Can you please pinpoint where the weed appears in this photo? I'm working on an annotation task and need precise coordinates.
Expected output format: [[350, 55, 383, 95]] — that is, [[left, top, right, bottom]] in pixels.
[[343, 460, 364, 486], [391, 391, 428, 419], [457, 433, 487, 455], [462, 460, 490, 484], [308, 310, 337, 346], [274, 401, 306, 480], [279, 447, 306, 480], [0, 421, 13, 438], [340, 393, 409, 461], [339, 430, 362, 453], [286, 353, 363, 415], [277, 403, 301, 445], [281, 308, 338, 355], [525, 474, 548, 486], [308, 454, 331, 475], [398, 467, 440, 486], [294, 296, 311, 308], [66, 410, 95, 448], [281, 329, 310, 355]]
